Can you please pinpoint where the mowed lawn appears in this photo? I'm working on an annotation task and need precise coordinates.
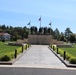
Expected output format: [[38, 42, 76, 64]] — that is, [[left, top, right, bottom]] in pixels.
[[0, 42, 20, 57], [61, 47, 76, 57]]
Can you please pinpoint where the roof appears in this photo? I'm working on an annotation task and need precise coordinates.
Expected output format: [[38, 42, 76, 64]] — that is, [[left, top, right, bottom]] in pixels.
[[0, 33, 10, 36], [0, 33, 4, 36]]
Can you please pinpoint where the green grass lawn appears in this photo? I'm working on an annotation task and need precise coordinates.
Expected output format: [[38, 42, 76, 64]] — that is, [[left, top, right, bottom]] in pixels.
[[60, 47, 76, 57], [73, 44, 76, 47], [0, 41, 21, 58]]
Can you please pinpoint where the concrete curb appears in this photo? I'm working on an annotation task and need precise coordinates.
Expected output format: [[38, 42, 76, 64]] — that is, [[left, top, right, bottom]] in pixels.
[[0, 46, 31, 65], [48, 47, 76, 68]]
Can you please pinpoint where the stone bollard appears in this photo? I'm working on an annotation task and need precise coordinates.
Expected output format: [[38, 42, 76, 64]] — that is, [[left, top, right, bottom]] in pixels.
[[15, 49, 17, 58], [64, 51, 66, 60]]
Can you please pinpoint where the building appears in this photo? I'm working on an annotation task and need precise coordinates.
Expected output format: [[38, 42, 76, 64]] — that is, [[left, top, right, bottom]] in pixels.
[[0, 33, 11, 41]]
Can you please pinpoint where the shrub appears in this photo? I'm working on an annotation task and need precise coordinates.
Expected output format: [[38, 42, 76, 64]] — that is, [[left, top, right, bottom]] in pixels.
[[0, 55, 11, 61], [49, 44, 52, 48], [69, 57, 76, 64], [2, 39, 5, 42], [58, 49, 64, 57], [27, 44, 30, 48], [66, 53, 71, 60], [51, 45, 52, 48], [53, 46, 56, 51], [28, 44, 30, 48], [17, 47, 22, 54], [24, 45, 27, 50]]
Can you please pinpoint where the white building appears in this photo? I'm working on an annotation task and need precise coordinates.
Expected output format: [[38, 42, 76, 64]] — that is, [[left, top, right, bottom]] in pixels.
[[0, 33, 11, 41]]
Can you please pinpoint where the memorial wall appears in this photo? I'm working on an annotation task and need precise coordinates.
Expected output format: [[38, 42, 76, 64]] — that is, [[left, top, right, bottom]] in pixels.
[[28, 35, 53, 45]]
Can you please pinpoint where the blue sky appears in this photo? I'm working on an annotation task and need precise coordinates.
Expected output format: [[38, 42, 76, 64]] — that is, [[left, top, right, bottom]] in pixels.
[[0, 0, 76, 33]]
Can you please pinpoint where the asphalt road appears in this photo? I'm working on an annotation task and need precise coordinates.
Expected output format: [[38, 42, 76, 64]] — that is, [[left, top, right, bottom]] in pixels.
[[0, 67, 76, 75]]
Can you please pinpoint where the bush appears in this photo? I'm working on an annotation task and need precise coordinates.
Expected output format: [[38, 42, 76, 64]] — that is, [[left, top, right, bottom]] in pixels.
[[27, 44, 29, 48], [0, 55, 11, 61], [66, 53, 71, 60], [49, 44, 52, 48], [69, 57, 76, 64], [0, 46, 22, 61], [17, 47, 22, 54], [58, 49, 64, 57], [2, 39, 5, 42], [27, 44, 30, 48], [53, 46, 56, 51]]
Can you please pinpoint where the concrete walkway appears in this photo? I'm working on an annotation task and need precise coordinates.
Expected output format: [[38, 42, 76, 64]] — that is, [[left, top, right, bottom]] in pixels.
[[14, 45, 66, 68]]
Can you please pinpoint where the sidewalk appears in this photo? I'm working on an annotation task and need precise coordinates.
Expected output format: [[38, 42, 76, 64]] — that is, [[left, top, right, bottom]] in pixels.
[[14, 45, 66, 68]]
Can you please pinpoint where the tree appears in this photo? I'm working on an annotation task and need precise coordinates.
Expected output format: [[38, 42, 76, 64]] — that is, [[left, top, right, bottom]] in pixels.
[[1, 24, 6, 30], [39, 27, 44, 35], [54, 28, 60, 40], [69, 34, 76, 43], [44, 27, 48, 35], [34, 27, 37, 34], [25, 30, 29, 38], [30, 26, 37, 35], [60, 32, 67, 41], [65, 27, 72, 42], [13, 32, 18, 41]]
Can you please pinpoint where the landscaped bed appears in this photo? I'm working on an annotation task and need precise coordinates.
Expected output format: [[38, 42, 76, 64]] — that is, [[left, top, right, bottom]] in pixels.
[[61, 48, 76, 57], [0, 42, 28, 61], [50, 44, 76, 64]]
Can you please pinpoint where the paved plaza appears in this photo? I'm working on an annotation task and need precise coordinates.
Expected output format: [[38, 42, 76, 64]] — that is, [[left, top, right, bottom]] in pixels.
[[14, 45, 66, 68]]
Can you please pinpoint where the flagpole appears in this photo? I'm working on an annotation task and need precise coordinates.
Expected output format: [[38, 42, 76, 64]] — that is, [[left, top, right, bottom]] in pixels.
[[40, 19, 41, 28], [49, 21, 52, 35], [30, 21, 31, 35], [30, 21, 31, 28], [39, 16, 41, 28], [27, 21, 31, 35]]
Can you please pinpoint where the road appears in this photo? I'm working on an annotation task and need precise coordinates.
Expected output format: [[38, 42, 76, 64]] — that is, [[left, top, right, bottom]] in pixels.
[[0, 67, 76, 75]]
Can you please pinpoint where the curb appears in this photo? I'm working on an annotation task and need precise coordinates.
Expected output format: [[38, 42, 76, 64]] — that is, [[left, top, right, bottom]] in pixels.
[[48, 47, 76, 68], [0, 46, 31, 65]]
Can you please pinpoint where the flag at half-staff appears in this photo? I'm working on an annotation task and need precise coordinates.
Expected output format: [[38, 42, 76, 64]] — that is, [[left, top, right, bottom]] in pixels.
[[27, 21, 31, 34], [49, 22, 52, 35], [38, 16, 41, 27], [49, 22, 51, 26], [39, 17, 41, 21], [27, 22, 31, 25], [27, 21, 31, 29]]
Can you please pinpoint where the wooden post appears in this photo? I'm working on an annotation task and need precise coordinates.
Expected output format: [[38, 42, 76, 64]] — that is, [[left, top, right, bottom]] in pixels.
[[64, 51, 66, 60], [57, 47, 58, 54], [53, 46, 54, 50], [26, 45, 27, 50], [15, 49, 17, 58]]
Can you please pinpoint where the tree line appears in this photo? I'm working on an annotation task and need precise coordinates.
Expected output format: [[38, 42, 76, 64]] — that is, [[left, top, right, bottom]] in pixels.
[[0, 24, 76, 43]]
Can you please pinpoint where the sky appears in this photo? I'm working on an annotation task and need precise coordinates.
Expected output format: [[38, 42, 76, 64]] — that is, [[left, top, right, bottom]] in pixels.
[[0, 0, 76, 33]]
